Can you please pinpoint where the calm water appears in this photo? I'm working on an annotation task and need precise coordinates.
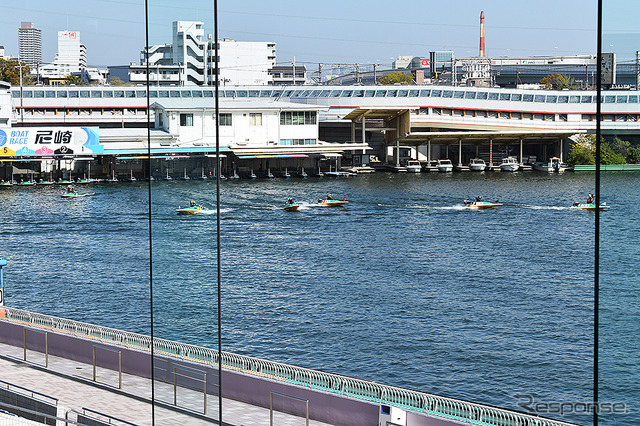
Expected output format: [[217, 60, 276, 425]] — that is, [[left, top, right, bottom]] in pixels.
[[1, 171, 637, 425]]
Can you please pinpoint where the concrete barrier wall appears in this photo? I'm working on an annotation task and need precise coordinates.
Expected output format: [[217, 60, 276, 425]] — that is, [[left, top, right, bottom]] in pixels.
[[0, 320, 381, 425]]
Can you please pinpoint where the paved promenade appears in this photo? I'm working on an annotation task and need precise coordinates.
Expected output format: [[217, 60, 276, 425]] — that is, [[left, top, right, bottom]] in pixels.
[[0, 341, 331, 425]]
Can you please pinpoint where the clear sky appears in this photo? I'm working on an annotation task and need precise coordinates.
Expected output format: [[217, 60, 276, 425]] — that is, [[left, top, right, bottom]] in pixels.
[[1, 0, 638, 68]]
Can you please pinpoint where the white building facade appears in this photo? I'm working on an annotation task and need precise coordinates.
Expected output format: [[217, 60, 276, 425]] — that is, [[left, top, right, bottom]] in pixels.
[[40, 31, 87, 78], [130, 21, 277, 86]]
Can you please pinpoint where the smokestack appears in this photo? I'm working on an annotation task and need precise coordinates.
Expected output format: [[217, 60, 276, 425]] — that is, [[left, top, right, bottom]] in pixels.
[[479, 11, 485, 57]]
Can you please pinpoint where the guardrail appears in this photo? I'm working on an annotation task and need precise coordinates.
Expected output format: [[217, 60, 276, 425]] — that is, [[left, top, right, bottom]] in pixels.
[[0, 307, 576, 426]]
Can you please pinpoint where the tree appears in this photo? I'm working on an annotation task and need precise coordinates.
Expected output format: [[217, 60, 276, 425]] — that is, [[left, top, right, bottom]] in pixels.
[[567, 134, 595, 166], [62, 75, 85, 86], [627, 145, 640, 164], [378, 71, 413, 85], [108, 76, 127, 86], [600, 142, 626, 164], [540, 73, 576, 90], [0, 58, 33, 86]]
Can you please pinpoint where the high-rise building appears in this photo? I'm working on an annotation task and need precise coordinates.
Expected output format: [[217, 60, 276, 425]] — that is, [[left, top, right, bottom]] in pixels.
[[18, 22, 42, 70]]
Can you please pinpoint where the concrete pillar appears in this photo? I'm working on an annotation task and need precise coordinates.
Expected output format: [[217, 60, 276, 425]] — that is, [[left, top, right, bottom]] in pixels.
[[489, 139, 493, 166], [396, 140, 400, 167], [361, 117, 366, 164], [458, 139, 462, 166], [427, 140, 431, 163], [351, 121, 356, 143], [519, 138, 523, 164], [559, 138, 563, 163], [475, 144, 479, 157]]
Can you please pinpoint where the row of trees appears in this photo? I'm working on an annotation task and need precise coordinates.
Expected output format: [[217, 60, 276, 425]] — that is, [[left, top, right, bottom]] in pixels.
[[567, 134, 640, 165], [0, 58, 127, 86]]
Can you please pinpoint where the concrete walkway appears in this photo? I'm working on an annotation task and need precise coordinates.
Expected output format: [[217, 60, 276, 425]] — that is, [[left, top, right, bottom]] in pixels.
[[0, 341, 331, 426]]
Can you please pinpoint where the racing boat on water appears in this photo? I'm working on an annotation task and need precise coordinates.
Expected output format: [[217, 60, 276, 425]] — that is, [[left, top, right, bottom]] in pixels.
[[572, 202, 609, 211], [318, 198, 348, 207], [176, 204, 205, 215], [0, 180, 13, 188], [463, 199, 502, 209], [284, 198, 300, 211], [61, 192, 91, 198]]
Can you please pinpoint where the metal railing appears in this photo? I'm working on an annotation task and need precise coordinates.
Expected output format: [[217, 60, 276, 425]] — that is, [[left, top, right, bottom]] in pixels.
[[1, 307, 576, 426]]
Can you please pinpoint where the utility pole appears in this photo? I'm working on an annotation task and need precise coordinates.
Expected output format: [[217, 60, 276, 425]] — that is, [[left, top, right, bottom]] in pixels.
[[19, 62, 24, 125]]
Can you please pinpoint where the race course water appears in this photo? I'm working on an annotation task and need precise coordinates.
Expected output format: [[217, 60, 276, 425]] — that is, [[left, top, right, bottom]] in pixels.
[[1, 171, 637, 425]]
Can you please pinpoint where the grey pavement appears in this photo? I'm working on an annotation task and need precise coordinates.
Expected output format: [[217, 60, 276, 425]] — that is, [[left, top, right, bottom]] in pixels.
[[0, 341, 331, 426]]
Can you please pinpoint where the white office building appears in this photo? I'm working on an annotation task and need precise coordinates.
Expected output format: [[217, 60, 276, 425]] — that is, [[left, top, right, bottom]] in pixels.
[[130, 21, 277, 86], [217, 39, 276, 86], [39, 31, 87, 82], [18, 22, 42, 71]]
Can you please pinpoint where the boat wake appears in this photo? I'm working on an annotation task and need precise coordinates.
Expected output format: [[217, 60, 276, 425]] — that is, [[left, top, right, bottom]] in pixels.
[[432, 205, 469, 211], [521, 205, 572, 210], [200, 208, 232, 215]]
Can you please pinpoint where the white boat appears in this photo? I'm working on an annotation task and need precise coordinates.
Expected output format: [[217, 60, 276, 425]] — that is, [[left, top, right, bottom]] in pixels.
[[405, 160, 422, 173], [468, 158, 486, 172], [346, 165, 375, 174], [436, 159, 453, 173], [532, 157, 565, 173], [500, 156, 520, 172]]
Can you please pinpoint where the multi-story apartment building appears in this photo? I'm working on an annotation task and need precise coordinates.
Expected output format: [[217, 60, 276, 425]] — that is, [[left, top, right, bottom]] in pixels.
[[17, 22, 42, 71], [129, 21, 277, 86]]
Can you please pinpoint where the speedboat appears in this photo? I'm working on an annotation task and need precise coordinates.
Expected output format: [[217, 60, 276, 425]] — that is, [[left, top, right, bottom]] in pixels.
[[533, 157, 565, 173], [572, 202, 610, 211], [284, 201, 300, 212], [0, 181, 14, 188], [176, 204, 205, 215], [436, 159, 453, 173], [464, 199, 502, 209], [500, 156, 520, 172], [61, 192, 90, 198], [318, 198, 348, 207], [18, 180, 36, 186], [405, 160, 422, 173], [468, 158, 486, 172]]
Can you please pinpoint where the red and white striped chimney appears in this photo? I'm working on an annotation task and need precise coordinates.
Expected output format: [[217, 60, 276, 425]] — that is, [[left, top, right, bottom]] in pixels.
[[479, 11, 485, 57]]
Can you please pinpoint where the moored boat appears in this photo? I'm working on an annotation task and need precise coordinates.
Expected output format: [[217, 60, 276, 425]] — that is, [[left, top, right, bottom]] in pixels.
[[499, 156, 520, 172], [468, 158, 486, 172], [436, 159, 453, 173], [532, 157, 566, 173], [0, 180, 14, 188], [405, 160, 422, 173]]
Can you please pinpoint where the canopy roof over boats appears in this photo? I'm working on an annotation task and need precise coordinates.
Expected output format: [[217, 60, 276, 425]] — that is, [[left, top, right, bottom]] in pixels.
[[394, 129, 586, 146], [343, 107, 585, 145]]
